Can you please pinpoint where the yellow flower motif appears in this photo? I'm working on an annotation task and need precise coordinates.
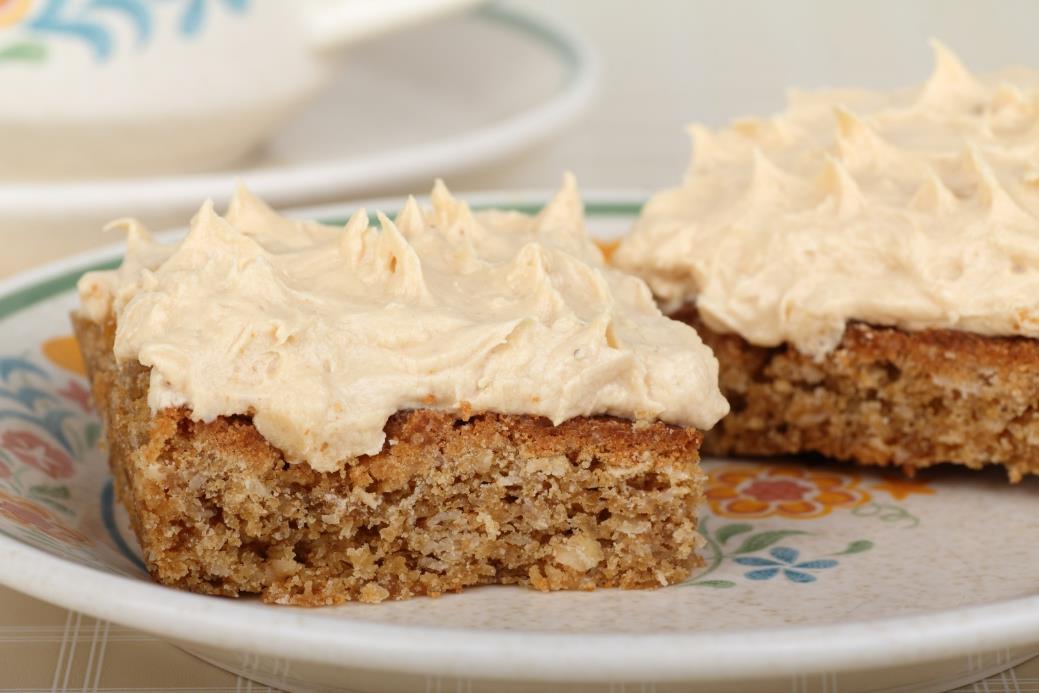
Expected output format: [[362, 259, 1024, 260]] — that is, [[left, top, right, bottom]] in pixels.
[[706, 465, 872, 520], [0, 0, 33, 28], [871, 477, 935, 501], [42, 335, 86, 376]]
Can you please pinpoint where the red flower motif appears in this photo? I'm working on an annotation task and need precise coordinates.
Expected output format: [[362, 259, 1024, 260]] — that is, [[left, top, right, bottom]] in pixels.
[[57, 380, 93, 413], [0, 489, 86, 546], [1, 430, 73, 479], [707, 465, 872, 519], [0, 494, 49, 527], [743, 479, 811, 502]]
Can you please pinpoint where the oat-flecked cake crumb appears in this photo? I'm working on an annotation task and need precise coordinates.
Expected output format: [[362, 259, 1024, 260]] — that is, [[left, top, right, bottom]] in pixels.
[[676, 306, 1039, 482], [75, 315, 706, 605]]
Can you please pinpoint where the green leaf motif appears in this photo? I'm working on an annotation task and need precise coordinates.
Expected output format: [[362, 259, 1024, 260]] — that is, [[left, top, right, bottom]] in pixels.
[[834, 539, 874, 555], [29, 485, 70, 500], [715, 523, 753, 545], [688, 579, 736, 589], [0, 42, 47, 64], [732, 530, 808, 555], [85, 421, 102, 450], [852, 502, 920, 528]]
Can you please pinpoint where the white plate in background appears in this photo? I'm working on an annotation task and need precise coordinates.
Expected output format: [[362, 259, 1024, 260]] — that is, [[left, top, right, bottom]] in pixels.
[[0, 4, 596, 229]]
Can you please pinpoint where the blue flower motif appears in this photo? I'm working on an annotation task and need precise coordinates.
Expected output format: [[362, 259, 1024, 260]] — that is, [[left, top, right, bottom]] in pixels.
[[0, 358, 48, 382], [24, 0, 251, 62], [733, 546, 838, 583], [178, 0, 249, 37]]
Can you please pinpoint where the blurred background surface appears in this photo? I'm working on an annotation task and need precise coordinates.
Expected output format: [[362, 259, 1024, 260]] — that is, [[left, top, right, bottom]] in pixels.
[[4, 0, 1039, 273]]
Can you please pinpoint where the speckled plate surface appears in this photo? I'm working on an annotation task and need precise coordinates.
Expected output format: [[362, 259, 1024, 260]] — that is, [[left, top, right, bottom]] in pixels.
[[0, 192, 1037, 693]]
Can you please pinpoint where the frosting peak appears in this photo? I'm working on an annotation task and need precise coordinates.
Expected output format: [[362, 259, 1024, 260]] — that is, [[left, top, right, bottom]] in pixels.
[[79, 180, 728, 471], [616, 43, 1039, 357]]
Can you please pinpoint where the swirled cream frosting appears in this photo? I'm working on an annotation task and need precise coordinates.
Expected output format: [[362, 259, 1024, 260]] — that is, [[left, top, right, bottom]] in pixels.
[[78, 178, 728, 472], [615, 42, 1039, 357]]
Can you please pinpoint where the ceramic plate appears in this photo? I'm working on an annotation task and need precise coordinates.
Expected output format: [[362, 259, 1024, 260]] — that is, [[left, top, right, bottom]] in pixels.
[[0, 193, 1037, 693], [0, 3, 596, 228]]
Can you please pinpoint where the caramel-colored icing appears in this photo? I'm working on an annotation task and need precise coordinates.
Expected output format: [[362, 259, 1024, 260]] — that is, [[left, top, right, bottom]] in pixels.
[[617, 43, 1039, 357], [79, 178, 728, 471]]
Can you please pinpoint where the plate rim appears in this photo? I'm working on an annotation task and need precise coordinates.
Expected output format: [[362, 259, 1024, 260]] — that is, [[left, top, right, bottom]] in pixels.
[[0, 2, 599, 220], [0, 190, 1038, 683]]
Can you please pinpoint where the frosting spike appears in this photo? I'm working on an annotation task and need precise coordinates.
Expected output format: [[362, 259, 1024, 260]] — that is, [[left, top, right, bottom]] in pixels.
[[818, 155, 865, 218], [226, 182, 265, 222], [536, 172, 585, 234], [175, 199, 270, 276], [375, 211, 432, 303], [963, 145, 1001, 204], [731, 116, 793, 152], [187, 199, 227, 242], [506, 242, 567, 318], [344, 208, 369, 235], [834, 106, 870, 166], [123, 220, 154, 259], [224, 183, 332, 246], [688, 123, 725, 173], [986, 82, 1035, 135], [394, 196, 426, 238], [910, 170, 958, 214], [832, 106, 910, 173], [224, 183, 286, 234], [104, 217, 153, 242], [430, 179, 481, 242], [917, 39, 984, 107], [339, 208, 370, 263], [961, 146, 1035, 224], [746, 147, 804, 206], [833, 105, 869, 140], [429, 178, 453, 206], [929, 39, 975, 86], [834, 107, 879, 150]]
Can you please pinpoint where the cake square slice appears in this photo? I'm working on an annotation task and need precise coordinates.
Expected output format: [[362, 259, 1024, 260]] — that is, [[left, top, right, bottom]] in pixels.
[[676, 306, 1039, 482], [75, 314, 705, 604], [615, 43, 1039, 481], [74, 178, 726, 604]]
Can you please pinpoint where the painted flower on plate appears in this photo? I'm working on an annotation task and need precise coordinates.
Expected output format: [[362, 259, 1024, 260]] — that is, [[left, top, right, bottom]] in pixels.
[[0, 488, 85, 545], [734, 546, 838, 583], [57, 380, 92, 413], [707, 465, 871, 519], [0, 0, 33, 28], [1, 429, 74, 479], [871, 476, 935, 501]]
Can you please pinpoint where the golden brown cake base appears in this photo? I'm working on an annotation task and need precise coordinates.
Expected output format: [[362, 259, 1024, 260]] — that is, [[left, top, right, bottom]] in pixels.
[[73, 315, 705, 605], [674, 305, 1039, 482]]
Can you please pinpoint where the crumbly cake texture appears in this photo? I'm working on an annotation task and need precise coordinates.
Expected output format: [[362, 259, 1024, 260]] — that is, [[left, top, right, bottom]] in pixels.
[[673, 306, 1039, 482], [74, 314, 706, 605]]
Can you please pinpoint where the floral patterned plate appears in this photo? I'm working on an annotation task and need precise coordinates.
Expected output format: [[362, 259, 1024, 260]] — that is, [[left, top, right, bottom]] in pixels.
[[0, 193, 1038, 693]]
